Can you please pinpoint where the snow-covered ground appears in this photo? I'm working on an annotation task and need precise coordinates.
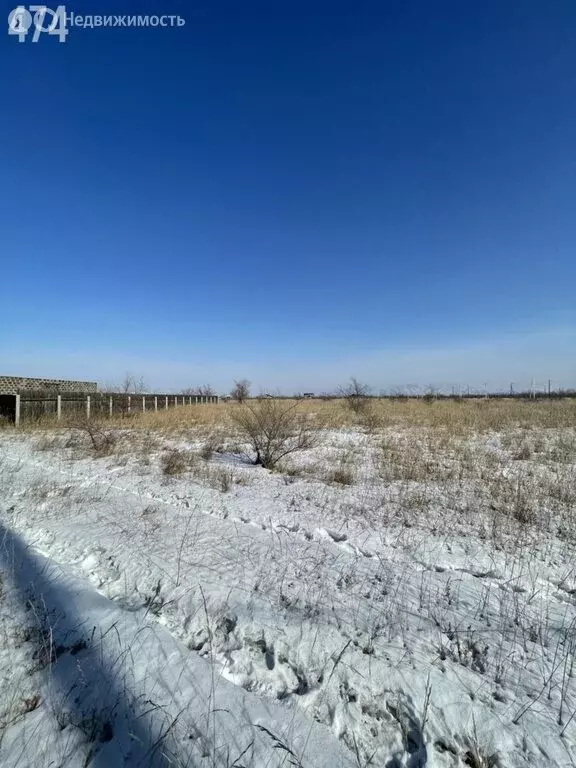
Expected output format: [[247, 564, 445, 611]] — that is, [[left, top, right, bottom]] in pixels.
[[1, 419, 575, 767]]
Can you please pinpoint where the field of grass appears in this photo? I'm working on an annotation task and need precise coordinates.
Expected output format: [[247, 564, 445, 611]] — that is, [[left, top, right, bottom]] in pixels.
[[1, 396, 575, 767]]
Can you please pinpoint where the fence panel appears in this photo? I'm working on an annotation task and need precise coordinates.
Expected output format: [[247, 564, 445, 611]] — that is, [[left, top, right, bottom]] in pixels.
[[7, 392, 218, 425]]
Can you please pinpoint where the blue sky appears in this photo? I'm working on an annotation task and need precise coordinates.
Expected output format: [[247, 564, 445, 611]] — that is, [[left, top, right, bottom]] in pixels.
[[1, 0, 575, 393]]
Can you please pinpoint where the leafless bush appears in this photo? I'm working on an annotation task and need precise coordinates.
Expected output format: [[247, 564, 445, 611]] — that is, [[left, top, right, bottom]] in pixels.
[[359, 406, 382, 432], [199, 434, 224, 460], [513, 442, 533, 461], [74, 422, 118, 457], [231, 379, 251, 403], [211, 466, 234, 492], [200, 442, 214, 460], [98, 372, 147, 394], [161, 449, 193, 475], [182, 384, 215, 397], [326, 466, 355, 485], [231, 398, 318, 469], [422, 386, 438, 403], [339, 377, 372, 416]]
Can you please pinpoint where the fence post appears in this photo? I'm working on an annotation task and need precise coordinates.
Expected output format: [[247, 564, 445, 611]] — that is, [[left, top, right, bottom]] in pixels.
[[142, 396, 146, 412], [154, 396, 158, 412], [57, 395, 61, 421], [128, 395, 131, 413], [109, 396, 113, 417], [15, 394, 20, 426], [86, 395, 91, 420], [165, 395, 169, 410]]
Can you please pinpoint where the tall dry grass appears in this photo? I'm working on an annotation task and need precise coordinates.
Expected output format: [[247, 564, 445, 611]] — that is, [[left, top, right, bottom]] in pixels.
[[10, 397, 576, 435]]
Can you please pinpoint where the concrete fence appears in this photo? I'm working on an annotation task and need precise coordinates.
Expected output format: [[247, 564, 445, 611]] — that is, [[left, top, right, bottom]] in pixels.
[[0, 375, 97, 395], [0, 392, 218, 425]]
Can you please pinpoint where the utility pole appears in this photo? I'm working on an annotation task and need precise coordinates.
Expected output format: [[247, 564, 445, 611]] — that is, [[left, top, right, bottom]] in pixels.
[[548, 379, 551, 397]]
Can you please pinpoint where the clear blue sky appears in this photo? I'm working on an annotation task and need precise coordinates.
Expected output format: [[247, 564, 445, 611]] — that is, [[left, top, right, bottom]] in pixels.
[[1, 0, 575, 393]]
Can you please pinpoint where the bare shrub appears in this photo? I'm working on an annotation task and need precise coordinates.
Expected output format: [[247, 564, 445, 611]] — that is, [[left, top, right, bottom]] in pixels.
[[75, 422, 118, 457], [338, 378, 372, 416], [122, 373, 147, 394], [231, 398, 318, 469], [326, 467, 355, 486], [231, 379, 251, 403], [212, 466, 234, 492], [359, 406, 381, 432], [200, 442, 214, 460], [422, 386, 438, 403], [199, 434, 224, 460], [182, 384, 215, 397], [513, 442, 533, 461], [161, 449, 192, 476]]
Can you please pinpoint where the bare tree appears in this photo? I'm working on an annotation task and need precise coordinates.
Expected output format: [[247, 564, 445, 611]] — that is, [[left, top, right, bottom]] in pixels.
[[182, 384, 215, 397], [338, 377, 372, 414], [101, 373, 147, 394], [231, 397, 318, 469], [231, 379, 251, 403]]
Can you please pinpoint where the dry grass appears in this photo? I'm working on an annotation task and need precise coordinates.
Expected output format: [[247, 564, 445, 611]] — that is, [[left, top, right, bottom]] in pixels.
[[18, 397, 576, 533], [12, 397, 576, 436]]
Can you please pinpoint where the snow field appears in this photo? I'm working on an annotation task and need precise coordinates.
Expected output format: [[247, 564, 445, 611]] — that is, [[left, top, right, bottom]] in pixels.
[[0, 411, 575, 767]]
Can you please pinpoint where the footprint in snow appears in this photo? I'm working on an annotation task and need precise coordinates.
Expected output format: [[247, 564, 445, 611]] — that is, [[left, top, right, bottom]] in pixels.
[[320, 528, 348, 543]]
